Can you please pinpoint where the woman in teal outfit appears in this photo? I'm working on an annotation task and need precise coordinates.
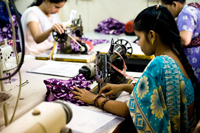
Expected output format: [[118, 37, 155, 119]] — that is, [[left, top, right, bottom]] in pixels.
[[71, 5, 199, 132]]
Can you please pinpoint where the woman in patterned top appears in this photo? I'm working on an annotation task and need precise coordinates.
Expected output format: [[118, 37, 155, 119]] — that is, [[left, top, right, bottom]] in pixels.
[[71, 5, 200, 133], [161, 0, 200, 83]]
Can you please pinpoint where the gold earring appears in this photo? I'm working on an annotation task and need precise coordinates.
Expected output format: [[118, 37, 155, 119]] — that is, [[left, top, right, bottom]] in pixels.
[[151, 40, 154, 45]]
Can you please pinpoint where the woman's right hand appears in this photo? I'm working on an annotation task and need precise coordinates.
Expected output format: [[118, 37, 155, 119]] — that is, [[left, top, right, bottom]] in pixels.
[[99, 83, 122, 97], [51, 23, 66, 34]]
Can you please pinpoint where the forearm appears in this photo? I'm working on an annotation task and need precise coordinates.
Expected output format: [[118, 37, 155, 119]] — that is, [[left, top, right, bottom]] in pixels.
[[119, 84, 134, 94], [28, 21, 53, 44], [33, 28, 52, 44], [96, 97, 130, 118]]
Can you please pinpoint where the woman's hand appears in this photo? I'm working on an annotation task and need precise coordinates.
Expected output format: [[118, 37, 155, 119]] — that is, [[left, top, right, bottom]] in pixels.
[[99, 83, 123, 97], [51, 23, 66, 34], [71, 86, 97, 105]]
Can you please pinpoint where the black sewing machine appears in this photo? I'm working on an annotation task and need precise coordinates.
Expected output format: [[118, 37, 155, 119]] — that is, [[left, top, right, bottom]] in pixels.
[[52, 15, 89, 54], [89, 38, 133, 99]]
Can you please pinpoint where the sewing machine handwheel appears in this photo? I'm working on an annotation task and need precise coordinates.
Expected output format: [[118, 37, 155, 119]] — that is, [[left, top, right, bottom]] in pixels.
[[114, 39, 133, 58], [52, 30, 68, 43], [80, 43, 88, 54]]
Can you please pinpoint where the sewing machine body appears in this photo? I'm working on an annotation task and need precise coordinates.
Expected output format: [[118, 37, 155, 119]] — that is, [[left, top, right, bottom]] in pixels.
[[0, 40, 17, 74], [93, 39, 133, 99], [53, 15, 86, 55]]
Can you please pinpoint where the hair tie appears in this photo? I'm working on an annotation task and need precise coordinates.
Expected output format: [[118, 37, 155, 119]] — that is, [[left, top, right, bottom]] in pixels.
[[156, 5, 160, 10]]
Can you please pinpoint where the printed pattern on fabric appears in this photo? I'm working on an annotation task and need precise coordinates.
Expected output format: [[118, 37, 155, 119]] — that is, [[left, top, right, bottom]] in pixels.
[[184, 46, 200, 83], [177, 5, 200, 39], [44, 74, 93, 106], [177, 4, 200, 83], [94, 17, 125, 35], [0, 2, 21, 52], [126, 56, 196, 133], [69, 38, 109, 52]]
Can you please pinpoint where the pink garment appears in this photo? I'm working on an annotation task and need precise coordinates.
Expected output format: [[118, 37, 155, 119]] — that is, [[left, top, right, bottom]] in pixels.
[[20, 6, 61, 56]]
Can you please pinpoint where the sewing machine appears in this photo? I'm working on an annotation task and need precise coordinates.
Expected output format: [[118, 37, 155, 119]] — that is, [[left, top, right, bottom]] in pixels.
[[96, 38, 132, 81], [0, 39, 17, 82], [1, 100, 73, 133], [51, 15, 93, 55], [79, 38, 134, 99]]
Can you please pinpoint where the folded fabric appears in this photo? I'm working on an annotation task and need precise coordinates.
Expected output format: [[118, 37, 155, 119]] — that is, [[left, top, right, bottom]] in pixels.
[[189, 35, 200, 47], [44, 74, 94, 106], [94, 17, 125, 35], [188, 2, 200, 10], [80, 37, 109, 46], [70, 38, 109, 52]]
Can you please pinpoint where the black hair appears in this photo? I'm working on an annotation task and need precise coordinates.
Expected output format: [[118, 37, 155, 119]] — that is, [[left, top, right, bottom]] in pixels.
[[133, 5, 200, 125], [161, 0, 185, 4], [29, 0, 67, 8]]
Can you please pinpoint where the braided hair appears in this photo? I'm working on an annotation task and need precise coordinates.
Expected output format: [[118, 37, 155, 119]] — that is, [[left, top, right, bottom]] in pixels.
[[28, 0, 67, 8], [133, 5, 200, 122]]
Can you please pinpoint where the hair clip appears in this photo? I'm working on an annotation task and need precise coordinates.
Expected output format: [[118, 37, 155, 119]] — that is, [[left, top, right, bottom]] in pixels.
[[156, 5, 160, 10]]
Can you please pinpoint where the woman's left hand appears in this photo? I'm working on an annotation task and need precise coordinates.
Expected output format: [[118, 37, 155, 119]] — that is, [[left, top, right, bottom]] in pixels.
[[71, 86, 97, 105]]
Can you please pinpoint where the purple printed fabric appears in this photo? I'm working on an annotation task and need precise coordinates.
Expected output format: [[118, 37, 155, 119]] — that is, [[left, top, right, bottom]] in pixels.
[[190, 35, 200, 47], [94, 17, 125, 35], [80, 37, 109, 46], [0, 15, 19, 41], [177, 4, 200, 83], [188, 2, 200, 10], [70, 38, 109, 51], [44, 74, 94, 106], [177, 5, 200, 40], [0, 2, 21, 52], [184, 46, 200, 83]]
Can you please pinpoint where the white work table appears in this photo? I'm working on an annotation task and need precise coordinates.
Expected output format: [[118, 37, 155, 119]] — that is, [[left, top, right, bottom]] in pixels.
[[0, 58, 142, 132]]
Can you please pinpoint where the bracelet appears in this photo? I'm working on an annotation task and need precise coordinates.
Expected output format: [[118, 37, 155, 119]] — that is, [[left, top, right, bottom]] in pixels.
[[94, 95, 104, 107], [101, 99, 109, 111], [132, 82, 136, 87]]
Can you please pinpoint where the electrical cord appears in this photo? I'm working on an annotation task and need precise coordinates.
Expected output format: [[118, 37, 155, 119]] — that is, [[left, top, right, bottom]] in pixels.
[[0, 0, 24, 125], [0, 0, 25, 81], [4, 0, 22, 124]]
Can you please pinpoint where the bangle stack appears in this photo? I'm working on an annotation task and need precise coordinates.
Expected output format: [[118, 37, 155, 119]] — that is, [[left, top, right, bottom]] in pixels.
[[93, 95, 110, 110], [101, 99, 109, 111], [94, 95, 104, 107]]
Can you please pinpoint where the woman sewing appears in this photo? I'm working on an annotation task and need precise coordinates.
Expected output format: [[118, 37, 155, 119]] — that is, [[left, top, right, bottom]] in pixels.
[[71, 5, 200, 133], [21, 0, 67, 56]]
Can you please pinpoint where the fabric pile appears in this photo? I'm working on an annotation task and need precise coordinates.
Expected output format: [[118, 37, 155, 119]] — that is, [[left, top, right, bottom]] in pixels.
[[94, 17, 125, 35], [44, 74, 94, 106], [0, 2, 21, 52]]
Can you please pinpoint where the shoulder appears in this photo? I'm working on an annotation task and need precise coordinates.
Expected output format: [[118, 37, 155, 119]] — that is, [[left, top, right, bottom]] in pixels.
[[144, 56, 164, 72], [178, 5, 200, 20], [143, 56, 175, 78], [22, 6, 40, 24], [26, 11, 39, 23]]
